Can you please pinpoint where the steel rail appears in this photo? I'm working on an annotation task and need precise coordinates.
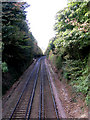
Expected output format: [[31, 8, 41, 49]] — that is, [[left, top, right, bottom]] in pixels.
[[44, 60, 59, 120], [39, 71, 42, 120], [24, 59, 41, 119], [42, 62, 44, 119], [27, 61, 41, 120], [48, 79, 59, 119], [9, 58, 41, 120], [24, 93, 31, 119], [39, 60, 45, 120]]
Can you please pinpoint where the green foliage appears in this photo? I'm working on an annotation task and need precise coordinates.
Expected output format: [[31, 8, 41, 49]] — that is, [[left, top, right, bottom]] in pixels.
[[55, 55, 62, 69], [54, 2, 90, 58], [45, 37, 55, 57], [49, 54, 54, 61], [85, 93, 90, 105], [45, 1, 90, 105], [2, 2, 43, 94], [2, 62, 8, 73]]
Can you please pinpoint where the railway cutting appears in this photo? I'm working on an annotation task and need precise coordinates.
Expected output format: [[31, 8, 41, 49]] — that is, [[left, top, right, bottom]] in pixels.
[[2, 57, 63, 119]]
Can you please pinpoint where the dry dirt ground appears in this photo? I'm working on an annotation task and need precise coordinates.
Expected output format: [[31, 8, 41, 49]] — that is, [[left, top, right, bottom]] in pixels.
[[46, 59, 88, 118]]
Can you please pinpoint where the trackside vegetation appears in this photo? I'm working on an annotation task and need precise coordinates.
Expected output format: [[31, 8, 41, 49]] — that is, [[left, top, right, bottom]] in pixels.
[[45, 1, 90, 105], [2, 2, 43, 94]]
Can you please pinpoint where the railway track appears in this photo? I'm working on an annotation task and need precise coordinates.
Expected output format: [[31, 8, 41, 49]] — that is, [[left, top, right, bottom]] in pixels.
[[5, 57, 60, 119], [9, 58, 41, 119], [39, 59, 44, 119], [41, 59, 59, 119]]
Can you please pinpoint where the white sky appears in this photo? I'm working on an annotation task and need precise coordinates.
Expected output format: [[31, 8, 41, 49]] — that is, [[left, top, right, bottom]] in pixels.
[[25, 0, 67, 52]]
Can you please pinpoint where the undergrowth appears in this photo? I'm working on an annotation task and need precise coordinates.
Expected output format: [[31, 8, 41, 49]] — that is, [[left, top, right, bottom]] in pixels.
[[49, 54, 89, 105]]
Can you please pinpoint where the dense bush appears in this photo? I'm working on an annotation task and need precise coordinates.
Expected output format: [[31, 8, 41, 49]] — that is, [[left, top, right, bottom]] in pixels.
[[45, 1, 90, 105]]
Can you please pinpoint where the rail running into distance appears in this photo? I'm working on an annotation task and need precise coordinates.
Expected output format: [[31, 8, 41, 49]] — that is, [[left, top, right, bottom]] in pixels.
[[8, 56, 60, 119], [38, 58, 59, 119], [9, 58, 41, 119], [39, 61, 44, 119]]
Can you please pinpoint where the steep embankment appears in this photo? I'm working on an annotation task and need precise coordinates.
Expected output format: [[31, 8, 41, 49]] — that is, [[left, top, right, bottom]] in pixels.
[[45, 1, 90, 106]]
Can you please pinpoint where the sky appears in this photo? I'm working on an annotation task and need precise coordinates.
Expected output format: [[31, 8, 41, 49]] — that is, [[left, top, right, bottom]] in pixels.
[[25, 0, 67, 52]]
